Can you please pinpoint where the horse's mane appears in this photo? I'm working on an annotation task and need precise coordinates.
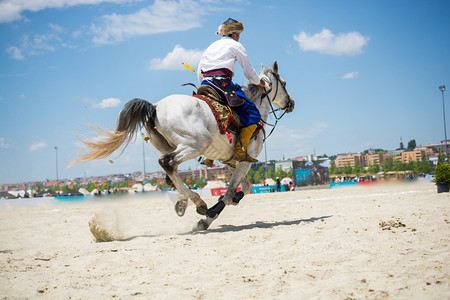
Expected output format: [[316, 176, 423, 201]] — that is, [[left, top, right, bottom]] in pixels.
[[242, 66, 273, 101], [242, 84, 261, 100]]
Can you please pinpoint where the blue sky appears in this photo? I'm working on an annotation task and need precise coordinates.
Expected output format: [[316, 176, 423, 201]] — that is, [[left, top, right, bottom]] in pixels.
[[1, 0, 449, 184]]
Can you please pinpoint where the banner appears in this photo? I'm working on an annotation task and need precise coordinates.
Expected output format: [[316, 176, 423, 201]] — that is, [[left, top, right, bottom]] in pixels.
[[210, 187, 243, 196], [250, 185, 287, 193]]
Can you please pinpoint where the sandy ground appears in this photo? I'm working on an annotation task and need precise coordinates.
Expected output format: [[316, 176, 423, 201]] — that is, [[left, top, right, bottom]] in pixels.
[[0, 181, 449, 299]]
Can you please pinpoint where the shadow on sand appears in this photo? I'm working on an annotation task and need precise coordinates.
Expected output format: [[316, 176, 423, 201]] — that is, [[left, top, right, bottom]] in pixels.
[[111, 216, 333, 242], [193, 215, 333, 234]]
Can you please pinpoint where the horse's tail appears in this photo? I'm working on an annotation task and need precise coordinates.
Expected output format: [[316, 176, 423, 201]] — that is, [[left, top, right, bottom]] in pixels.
[[69, 98, 156, 166]]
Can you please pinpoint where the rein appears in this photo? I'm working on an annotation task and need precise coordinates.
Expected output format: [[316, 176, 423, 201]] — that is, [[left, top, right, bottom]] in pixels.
[[259, 71, 290, 142]]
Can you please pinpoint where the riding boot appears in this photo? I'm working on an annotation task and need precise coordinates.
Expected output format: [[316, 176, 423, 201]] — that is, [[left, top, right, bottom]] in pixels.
[[232, 124, 258, 163], [202, 158, 214, 168]]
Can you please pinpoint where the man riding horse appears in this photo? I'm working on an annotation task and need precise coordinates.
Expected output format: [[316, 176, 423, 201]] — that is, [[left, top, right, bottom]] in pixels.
[[197, 18, 269, 163], [69, 17, 294, 231]]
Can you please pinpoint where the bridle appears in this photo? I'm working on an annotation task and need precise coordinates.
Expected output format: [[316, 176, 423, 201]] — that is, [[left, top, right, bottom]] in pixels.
[[259, 71, 294, 141]]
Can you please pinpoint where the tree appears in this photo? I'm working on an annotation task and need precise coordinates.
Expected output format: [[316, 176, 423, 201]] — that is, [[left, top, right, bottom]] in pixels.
[[382, 157, 394, 172], [368, 163, 380, 174], [253, 171, 262, 184], [329, 161, 339, 175], [194, 178, 205, 188], [419, 154, 432, 174], [86, 182, 96, 192], [438, 150, 446, 165], [287, 168, 293, 178], [275, 166, 287, 179], [352, 162, 364, 174], [394, 160, 405, 171], [246, 169, 255, 183], [407, 159, 420, 174], [342, 163, 352, 175], [407, 139, 416, 151]]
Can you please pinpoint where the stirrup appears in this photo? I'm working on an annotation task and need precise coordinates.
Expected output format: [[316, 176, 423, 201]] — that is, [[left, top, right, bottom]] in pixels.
[[201, 158, 214, 167], [232, 152, 258, 163]]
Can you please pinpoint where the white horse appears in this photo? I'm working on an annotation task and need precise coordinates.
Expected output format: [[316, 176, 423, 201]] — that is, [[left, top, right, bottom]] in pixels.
[[71, 61, 294, 230]]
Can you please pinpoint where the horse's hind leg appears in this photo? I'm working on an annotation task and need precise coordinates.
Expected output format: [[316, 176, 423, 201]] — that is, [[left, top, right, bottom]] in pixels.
[[158, 148, 208, 216]]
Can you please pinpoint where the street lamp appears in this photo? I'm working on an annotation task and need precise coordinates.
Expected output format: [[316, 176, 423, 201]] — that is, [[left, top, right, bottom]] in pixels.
[[439, 85, 447, 161], [264, 140, 268, 180], [54, 146, 59, 186], [141, 132, 146, 183]]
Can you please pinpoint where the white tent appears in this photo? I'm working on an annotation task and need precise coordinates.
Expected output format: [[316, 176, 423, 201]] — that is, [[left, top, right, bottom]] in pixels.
[[320, 159, 330, 168], [78, 188, 90, 195], [143, 183, 157, 191], [264, 178, 276, 185], [281, 177, 292, 185], [204, 180, 226, 189], [131, 183, 144, 192], [91, 188, 102, 195]]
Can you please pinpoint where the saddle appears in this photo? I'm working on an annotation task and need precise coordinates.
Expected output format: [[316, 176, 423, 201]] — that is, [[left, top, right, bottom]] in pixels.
[[194, 84, 241, 134], [188, 84, 264, 167]]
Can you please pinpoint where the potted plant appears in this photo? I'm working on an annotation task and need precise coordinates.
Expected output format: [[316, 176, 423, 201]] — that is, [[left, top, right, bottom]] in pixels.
[[434, 163, 450, 193]]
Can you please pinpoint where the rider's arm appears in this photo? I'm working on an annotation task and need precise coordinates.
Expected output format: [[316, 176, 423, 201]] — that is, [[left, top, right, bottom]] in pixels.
[[197, 58, 204, 83], [234, 43, 261, 86]]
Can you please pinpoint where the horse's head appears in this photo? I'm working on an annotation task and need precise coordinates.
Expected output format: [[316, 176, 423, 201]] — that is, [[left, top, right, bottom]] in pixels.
[[260, 61, 295, 113]]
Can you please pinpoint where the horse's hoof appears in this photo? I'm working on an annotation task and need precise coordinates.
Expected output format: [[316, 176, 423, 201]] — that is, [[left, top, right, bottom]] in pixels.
[[175, 201, 187, 217], [196, 204, 208, 216], [193, 219, 209, 231]]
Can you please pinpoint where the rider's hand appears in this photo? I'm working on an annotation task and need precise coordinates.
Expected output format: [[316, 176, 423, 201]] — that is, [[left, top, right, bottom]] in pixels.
[[258, 79, 265, 88], [259, 78, 271, 90]]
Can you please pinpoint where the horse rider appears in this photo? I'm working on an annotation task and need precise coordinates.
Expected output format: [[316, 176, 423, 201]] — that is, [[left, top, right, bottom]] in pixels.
[[197, 18, 268, 163]]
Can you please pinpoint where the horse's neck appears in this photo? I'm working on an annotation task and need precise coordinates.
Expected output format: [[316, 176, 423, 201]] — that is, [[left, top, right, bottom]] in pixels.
[[242, 84, 270, 120]]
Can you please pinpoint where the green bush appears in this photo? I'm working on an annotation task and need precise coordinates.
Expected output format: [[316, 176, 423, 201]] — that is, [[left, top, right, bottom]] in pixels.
[[434, 163, 450, 184]]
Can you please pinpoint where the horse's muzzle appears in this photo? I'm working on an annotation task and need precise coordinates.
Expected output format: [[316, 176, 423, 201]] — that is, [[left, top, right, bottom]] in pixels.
[[285, 98, 295, 113]]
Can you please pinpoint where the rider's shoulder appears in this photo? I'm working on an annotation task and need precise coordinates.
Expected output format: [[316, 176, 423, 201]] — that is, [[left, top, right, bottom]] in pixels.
[[221, 37, 244, 49]]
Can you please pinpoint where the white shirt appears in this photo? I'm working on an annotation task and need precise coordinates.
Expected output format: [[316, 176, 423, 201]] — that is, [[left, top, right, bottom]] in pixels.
[[197, 37, 261, 85]]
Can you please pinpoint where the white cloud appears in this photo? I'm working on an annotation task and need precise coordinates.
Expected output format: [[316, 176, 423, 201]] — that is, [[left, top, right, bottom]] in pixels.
[[49, 23, 65, 33], [0, 0, 139, 23], [0, 138, 11, 149], [94, 97, 121, 108], [7, 22, 82, 60], [341, 71, 358, 79], [30, 141, 47, 152], [7, 32, 59, 60], [90, 0, 204, 44], [150, 45, 203, 70], [3, 0, 244, 59], [6, 46, 24, 60], [294, 28, 369, 56]]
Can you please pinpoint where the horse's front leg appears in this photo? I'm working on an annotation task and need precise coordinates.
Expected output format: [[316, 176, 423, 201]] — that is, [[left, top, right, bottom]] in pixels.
[[195, 162, 252, 231], [228, 176, 252, 206]]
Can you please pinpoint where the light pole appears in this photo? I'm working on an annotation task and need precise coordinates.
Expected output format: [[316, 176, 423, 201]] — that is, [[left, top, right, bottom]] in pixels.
[[439, 85, 447, 161], [54, 146, 59, 186], [264, 141, 268, 180], [141, 132, 146, 183]]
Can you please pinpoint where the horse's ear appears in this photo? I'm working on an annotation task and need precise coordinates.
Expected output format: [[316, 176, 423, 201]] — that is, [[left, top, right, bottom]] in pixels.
[[261, 64, 264, 72], [273, 61, 278, 73]]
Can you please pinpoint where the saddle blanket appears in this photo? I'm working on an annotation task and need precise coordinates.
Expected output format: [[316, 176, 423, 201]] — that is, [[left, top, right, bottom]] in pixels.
[[193, 94, 238, 135]]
